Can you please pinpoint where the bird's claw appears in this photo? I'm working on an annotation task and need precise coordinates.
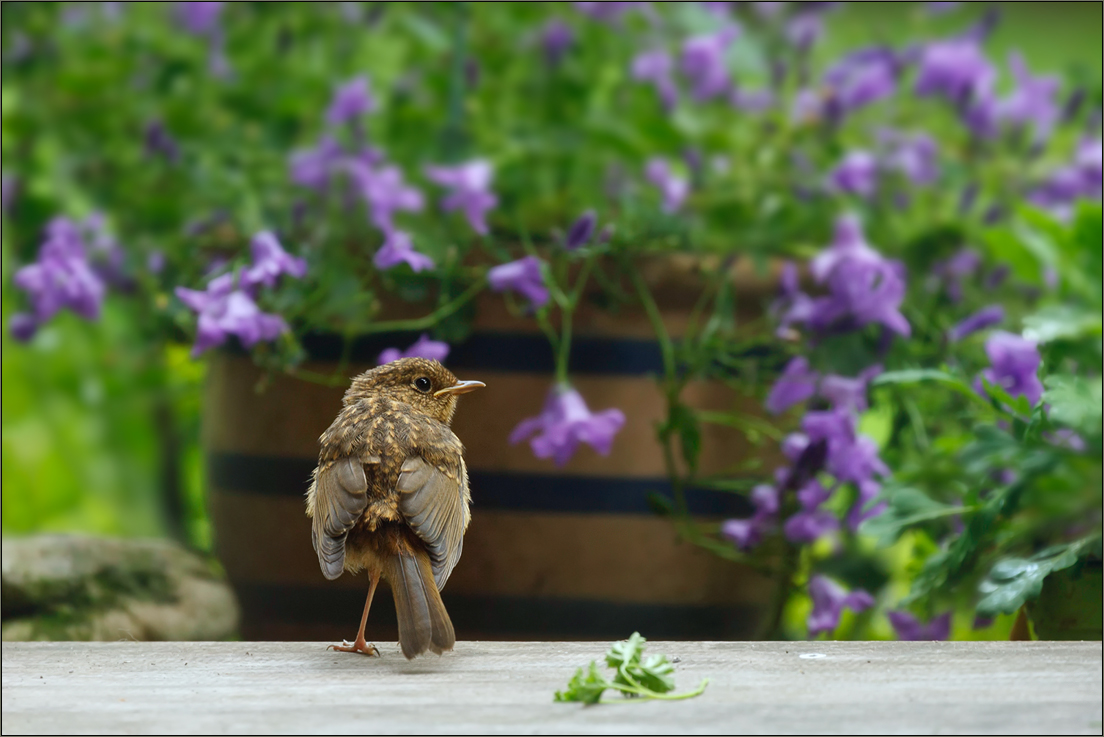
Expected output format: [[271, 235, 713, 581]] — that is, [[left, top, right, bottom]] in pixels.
[[328, 639, 380, 656]]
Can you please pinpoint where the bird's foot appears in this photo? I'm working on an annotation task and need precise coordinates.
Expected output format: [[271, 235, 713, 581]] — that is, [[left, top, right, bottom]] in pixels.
[[328, 638, 380, 656]]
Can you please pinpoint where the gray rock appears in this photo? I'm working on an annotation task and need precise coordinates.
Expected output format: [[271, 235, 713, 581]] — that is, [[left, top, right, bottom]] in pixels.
[[1, 535, 239, 641]]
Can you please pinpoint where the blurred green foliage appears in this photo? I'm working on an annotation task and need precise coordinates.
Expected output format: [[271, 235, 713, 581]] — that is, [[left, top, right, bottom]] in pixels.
[[1, 1, 1101, 639]]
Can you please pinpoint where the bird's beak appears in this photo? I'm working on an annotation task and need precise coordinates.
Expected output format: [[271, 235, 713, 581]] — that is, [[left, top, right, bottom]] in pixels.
[[434, 380, 485, 397]]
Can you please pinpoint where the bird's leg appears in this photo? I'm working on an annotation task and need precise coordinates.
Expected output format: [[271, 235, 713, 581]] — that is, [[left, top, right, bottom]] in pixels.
[[328, 571, 381, 656]]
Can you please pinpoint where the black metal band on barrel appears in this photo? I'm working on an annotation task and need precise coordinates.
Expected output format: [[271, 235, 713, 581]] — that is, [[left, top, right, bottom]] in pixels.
[[226, 331, 781, 376], [235, 583, 760, 640], [207, 452, 754, 517]]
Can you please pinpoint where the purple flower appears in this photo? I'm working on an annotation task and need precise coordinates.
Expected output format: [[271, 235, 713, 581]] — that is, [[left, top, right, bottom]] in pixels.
[[510, 385, 626, 467], [773, 262, 818, 339], [978, 331, 1044, 406], [723, 483, 781, 551], [750, 482, 781, 517], [810, 218, 911, 337], [822, 48, 898, 121], [564, 210, 598, 250], [807, 576, 875, 636], [680, 28, 738, 102], [1036, 138, 1104, 215], [488, 256, 549, 308], [750, 2, 785, 19], [1077, 138, 1102, 191], [791, 88, 825, 124], [326, 77, 376, 127], [574, 2, 645, 23], [730, 87, 775, 113], [144, 120, 180, 163], [175, 273, 288, 357], [290, 136, 345, 191], [700, 2, 733, 16], [81, 213, 129, 288], [802, 408, 889, 486], [926, 1, 960, 13], [819, 365, 882, 413], [932, 247, 981, 303], [809, 214, 884, 282], [766, 357, 819, 414], [645, 158, 689, 213], [847, 478, 887, 531], [373, 230, 435, 273], [1047, 428, 1086, 452], [720, 518, 762, 550], [784, 480, 839, 543], [881, 131, 939, 185], [2, 174, 17, 213], [631, 49, 678, 111], [351, 163, 425, 232], [804, 216, 910, 337], [176, 2, 223, 36], [9, 313, 38, 342], [147, 251, 166, 275], [888, 611, 952, 641], [378, 333, 450, 366], [785, 12, 824, 52], [1030, 167, 1092, 218], [240, 231, 307, 291], [541, 19, 574, 67], [425, 160, 498, 236], [781, 432, 810, 462], [915, 38, 994, 106], [827, 151, 878, 198], [995, 53, 1060, 142], [948, 305, 1004, 342], [12, 218, 107, 336], [829, 435, 889, 485]]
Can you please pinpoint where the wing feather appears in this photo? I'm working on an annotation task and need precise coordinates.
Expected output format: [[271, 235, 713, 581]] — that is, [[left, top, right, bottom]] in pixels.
[[309, 455, 373, 580], [396, 454, 471, 590]]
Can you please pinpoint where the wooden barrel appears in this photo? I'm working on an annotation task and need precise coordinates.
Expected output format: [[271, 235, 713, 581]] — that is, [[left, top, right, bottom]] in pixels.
[[204, 258, 786, 641]]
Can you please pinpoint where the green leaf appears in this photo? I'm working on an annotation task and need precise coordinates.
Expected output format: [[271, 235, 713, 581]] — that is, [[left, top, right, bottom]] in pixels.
[[557, 634, 707, 704], [633, 654, 677, 694], [860, 486, 963, 546], [980, 377, 1033, 417], [873, 369, 961, 385], [666, 404, 701, 473], [554, 662, 609, 705], [858, 403, 894, 450], [1071, 202, 1103, 292], [872, 370, 990, 407], [1022, 306, 1103, 344], [646, 491, 675, 516], [605, 631, 646, 671], [1043, 375, 1103, 436], [977, 538, 1100, 617]]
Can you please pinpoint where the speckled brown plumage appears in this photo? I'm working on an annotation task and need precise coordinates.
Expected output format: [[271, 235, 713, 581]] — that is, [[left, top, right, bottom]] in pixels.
[[305, 357, 482, 659]]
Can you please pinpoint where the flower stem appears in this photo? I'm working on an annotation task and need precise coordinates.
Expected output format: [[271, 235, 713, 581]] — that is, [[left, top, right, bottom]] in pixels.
[[359, 279, 483, 335], [552, 258, 594, 383], [597, 679, 710, 703]]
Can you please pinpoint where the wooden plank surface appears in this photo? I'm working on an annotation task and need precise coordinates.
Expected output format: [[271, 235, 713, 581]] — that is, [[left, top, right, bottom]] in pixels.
[[3, 641, 1101, 735]]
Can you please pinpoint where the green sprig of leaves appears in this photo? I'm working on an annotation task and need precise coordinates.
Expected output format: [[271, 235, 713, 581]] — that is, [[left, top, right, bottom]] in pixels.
[[553, 633, 709, 705]]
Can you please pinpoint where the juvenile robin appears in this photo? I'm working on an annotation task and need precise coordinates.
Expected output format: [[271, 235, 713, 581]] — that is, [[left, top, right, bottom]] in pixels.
[[305, 357, 484, 659]]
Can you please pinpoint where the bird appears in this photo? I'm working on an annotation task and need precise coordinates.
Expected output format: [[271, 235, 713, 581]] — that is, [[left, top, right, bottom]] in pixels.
[[305, 357, 484, 659]]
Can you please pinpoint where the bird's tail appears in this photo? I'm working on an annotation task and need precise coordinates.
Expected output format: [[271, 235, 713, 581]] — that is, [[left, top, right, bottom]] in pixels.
[[385, 551, 455, 659]]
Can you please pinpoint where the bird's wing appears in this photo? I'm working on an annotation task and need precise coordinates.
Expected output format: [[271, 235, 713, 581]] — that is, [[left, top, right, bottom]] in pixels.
[[309, 454, 377, 580], [396, 452, 471, 591]]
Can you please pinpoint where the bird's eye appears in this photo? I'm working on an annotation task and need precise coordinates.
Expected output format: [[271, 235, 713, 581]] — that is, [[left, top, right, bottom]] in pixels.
[[414, 376, 433, 394]]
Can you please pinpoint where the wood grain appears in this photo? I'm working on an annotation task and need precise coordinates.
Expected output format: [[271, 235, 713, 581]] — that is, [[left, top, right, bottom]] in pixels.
[[3, 641, 1100, 735]]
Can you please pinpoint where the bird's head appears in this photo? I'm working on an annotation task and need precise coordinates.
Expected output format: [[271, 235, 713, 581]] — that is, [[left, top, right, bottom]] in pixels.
[[345, 357, 484, 424]]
